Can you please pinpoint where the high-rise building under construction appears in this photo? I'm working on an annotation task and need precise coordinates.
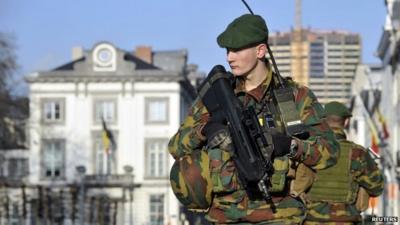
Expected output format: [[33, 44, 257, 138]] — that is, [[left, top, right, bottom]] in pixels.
[[269, 29, 361, 104], [268, 0, 361, 104]]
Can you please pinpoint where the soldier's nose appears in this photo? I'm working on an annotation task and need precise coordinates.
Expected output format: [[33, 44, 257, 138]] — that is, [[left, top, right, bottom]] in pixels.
[[227, 52, 235, 63]]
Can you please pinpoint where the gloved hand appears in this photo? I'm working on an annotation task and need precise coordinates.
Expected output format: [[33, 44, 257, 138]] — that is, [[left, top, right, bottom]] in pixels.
[[272, 132, 293, 157], [202, 110, 227, 138], [202, 110, 231, 149]]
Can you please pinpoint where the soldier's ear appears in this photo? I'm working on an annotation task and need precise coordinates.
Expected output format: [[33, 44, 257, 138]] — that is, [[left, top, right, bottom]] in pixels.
[[344, 117, 350, 129], [256, 43, 267, 59]]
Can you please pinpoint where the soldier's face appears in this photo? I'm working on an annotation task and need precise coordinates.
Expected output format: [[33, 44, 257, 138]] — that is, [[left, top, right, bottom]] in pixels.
[[226, 45, 263, 77]]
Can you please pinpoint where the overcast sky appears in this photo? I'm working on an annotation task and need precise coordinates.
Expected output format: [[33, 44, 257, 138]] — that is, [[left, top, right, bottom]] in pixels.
[[0, 0, 387, 94]]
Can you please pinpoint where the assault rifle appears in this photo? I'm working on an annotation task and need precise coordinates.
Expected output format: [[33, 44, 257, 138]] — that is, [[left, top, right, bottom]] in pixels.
[[198, 65, 275, 203]]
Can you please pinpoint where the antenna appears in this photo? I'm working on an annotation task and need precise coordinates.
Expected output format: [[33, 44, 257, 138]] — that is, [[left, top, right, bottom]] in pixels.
[[240, 0, 286, 87], [266, 45, 286, 87], [241, 0, 254, 15]]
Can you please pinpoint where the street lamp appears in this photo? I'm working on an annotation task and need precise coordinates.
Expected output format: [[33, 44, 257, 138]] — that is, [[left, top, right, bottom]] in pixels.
[[123, 165, 134, 225], [76, 165, 86, 225], [76, 166, 86, 175]]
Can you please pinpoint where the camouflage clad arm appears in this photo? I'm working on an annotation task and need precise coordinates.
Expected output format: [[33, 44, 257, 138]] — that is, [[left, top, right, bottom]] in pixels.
[[292, 85, 340, 170], [351, 147, 384, 196], [168, 97, 209, 159]]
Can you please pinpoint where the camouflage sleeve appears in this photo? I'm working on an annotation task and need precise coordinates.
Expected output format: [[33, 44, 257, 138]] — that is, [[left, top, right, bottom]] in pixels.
[[351, 147, 384, 196], [168, 97, 209, 159], [291, 85, 339, 170]]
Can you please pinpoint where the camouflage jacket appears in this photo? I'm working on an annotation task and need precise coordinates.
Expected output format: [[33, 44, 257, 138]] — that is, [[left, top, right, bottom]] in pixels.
[[169, 71, 339, 224], [305, 128, 384, 223]]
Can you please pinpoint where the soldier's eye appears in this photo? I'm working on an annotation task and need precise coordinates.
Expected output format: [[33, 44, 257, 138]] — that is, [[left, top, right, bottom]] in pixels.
[[227, 48, 239, 54]]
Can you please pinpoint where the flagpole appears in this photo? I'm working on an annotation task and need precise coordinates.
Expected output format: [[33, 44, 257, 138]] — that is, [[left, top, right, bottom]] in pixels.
[[102, 117, 116, 176], [107, 151, 111, 175], [356, 94, 397, 217], [357, 94, 393, 164]]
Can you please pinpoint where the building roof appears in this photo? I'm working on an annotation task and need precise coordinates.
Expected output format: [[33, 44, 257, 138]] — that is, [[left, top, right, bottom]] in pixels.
[[24, 43, 199, 98], [53, 57, 86, 71], [26, 43, 189, 81], [123, 53, 160, 70], [53, 53, 161, 71]]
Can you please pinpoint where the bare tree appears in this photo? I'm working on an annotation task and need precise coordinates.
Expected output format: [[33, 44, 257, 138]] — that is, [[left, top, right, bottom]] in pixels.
[[0, 32, 18, 93], [0, 32, 28, 149]]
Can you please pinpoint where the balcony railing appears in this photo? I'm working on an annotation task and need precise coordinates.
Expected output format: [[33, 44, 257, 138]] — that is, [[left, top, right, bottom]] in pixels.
[[82, 174, 134, 187]]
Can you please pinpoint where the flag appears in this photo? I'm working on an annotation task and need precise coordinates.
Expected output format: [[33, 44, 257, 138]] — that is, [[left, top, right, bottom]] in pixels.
[[376, 109, 390, 139], [370, 90, 381, 115], [364, 106, 380, 153], [369, 197, 378, 215], [102, 117, 116, 154], [371, 134, 379, 154]]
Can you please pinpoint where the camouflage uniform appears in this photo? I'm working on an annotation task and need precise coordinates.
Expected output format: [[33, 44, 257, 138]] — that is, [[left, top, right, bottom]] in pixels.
[[169, 69, 339, 224], [304, 127, 384, 225]]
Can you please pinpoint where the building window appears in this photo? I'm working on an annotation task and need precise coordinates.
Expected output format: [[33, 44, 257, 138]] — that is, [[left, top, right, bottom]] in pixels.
[[10, 202, 22, 225], [94, 99, 117, 124], [41, 98, 65, 124], [92, 131, 117, 175], [8, 158, 28, 179], [145, 139, 168, 178], [41, 139, 65, 180], [0, 155, 4, 177], [145, 98, 169, 124], [149, 194, 164, 225]]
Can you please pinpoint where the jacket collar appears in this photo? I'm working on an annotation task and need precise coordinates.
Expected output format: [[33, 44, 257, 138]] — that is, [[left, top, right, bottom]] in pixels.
[[234, 63, 273, 102]]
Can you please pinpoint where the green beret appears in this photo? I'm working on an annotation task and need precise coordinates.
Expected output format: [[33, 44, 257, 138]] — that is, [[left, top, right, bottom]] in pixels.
[[217, 14, 269, 49], [324, 101, 352, 118]]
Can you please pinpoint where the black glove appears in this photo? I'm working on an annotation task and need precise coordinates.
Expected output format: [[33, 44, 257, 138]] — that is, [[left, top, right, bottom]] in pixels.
[[202, 110, 231, 149], [202, 110, 227, 137], [272, 132, 293, 157]]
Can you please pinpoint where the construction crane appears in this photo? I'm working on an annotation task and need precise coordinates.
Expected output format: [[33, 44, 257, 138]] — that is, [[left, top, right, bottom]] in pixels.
[[295, 0, 302, 31], [292, 0, 308, 86]]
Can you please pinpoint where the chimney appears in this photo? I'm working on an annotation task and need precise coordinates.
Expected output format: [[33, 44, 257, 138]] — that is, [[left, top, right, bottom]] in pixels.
[[72, 46, 83, 60], [135, 46, 152, 64]]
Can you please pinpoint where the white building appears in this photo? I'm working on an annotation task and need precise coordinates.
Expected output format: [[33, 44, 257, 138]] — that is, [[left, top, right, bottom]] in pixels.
[[375, 0, 400, 218], [376, 0, 400, 165], [23, 42, 201, 225], [349, 0, 400, 218], [349, 64, 388, 216]]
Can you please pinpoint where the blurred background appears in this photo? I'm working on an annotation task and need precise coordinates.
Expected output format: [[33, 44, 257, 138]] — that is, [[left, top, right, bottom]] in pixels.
[[0, 0, 399, 224]]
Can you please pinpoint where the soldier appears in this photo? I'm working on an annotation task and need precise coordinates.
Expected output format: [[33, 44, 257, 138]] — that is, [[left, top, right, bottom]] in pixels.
[[169, 14, 339, 224], [303, 101, 384, 225]]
